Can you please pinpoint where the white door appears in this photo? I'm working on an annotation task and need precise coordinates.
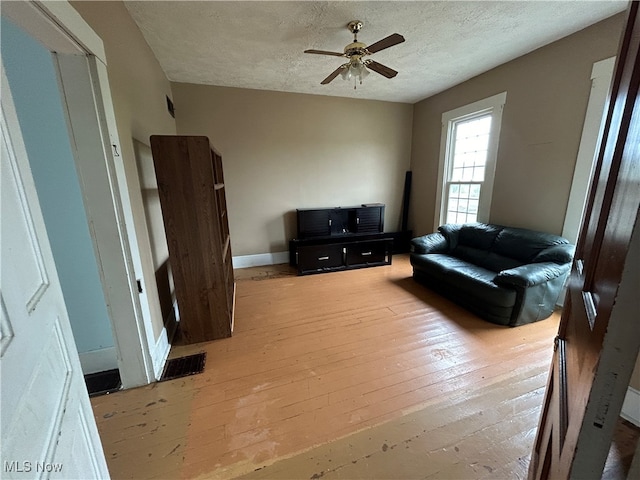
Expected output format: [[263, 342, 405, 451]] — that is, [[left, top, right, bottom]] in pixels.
[[1, 67, 109, 478]]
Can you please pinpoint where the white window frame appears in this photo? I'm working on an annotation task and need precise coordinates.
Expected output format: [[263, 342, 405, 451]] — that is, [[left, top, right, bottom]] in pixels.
[[434, 92, 507, 230]]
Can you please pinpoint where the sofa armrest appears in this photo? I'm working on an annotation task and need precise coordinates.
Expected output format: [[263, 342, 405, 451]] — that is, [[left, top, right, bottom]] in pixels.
[[494, 262, 570, 288], [410, 233, 448, 254], [532, 244, 575, 264]]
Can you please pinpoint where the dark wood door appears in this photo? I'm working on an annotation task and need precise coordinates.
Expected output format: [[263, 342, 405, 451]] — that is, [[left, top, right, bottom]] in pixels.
[[528, 3, 640, 478]]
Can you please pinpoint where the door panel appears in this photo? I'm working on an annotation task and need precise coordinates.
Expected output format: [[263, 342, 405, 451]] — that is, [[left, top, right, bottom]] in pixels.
[[0, 68, 109, 479], [529, 3, 640, 479]]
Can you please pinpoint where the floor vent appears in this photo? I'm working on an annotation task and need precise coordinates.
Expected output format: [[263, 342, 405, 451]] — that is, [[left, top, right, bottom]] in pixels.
[[85, 369, 122, 397], [160, 352, 206, 382]]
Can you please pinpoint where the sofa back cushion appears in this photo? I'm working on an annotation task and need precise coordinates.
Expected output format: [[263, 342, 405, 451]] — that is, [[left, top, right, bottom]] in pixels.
[[458, 223, 502, 250], [439, 223, 502, 251], [438, 223, 463, 250], [492, 227, 569, 263], [440, 223, 511, 272]]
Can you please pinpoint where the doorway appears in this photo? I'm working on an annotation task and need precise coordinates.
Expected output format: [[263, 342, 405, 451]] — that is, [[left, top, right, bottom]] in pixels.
[[1, 1, 155, 388], [2, 16, 118, 390]]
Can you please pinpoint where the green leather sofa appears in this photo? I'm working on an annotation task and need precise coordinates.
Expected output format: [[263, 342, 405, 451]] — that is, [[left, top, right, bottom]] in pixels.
[[410, 223, 574, 327]]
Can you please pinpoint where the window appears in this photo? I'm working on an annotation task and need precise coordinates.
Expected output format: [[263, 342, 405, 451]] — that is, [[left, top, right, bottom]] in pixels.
[[434, 92, 506, 229]]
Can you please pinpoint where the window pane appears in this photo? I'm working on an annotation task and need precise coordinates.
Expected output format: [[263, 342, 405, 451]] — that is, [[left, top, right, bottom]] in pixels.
[[470, 184, 481, 199], [472, 166, 485, 181]]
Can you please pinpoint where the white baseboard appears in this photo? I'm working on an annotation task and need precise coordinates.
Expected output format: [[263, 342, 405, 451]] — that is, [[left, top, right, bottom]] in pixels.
[[151, 327, 171, 380], [79, 346, 118, 374], [621, 386, 640, 427], [151, 300, 179, 380], [232, 251, 289, 269]]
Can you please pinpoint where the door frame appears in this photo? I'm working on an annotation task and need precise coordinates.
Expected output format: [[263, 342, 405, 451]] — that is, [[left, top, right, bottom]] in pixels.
[[2, 1, 155, 387]]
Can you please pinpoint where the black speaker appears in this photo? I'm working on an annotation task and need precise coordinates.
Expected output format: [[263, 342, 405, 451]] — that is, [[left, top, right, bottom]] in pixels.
[[401, 171, 412, 232]]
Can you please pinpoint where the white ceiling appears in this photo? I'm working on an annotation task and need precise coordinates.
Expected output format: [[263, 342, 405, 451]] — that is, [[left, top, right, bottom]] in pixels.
[[124, 1, 627, 104]]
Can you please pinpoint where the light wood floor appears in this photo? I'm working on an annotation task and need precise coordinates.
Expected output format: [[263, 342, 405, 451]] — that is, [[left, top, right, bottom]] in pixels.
[[90, 255, 625, 479]]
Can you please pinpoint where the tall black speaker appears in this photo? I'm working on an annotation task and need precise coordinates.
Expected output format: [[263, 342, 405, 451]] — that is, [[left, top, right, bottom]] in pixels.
[[401, 171, 412, 232]]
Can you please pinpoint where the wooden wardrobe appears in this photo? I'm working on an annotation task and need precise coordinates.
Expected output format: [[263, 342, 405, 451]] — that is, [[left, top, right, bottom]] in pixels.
[[150, 135, 234, 343]]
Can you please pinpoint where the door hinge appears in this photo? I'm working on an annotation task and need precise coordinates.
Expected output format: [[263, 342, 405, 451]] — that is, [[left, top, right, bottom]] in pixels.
[[137, 280, 143, 293]]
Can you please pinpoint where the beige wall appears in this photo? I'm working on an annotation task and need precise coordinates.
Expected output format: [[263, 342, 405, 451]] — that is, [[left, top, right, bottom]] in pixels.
[[172, 84, 413, 256], [409, 13, 625, 237], [71, 1, 177, 340]]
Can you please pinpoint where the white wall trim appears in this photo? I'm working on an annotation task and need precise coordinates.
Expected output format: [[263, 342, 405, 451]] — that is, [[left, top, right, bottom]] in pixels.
[[232, 251, 289, 269], [151, 300, 179, 380], [151, 327, 171, 380], [621, 386, 640, 427], [79, 347, 118, 375], [34, 0, 107, 62], [562, 56, 615, 244]]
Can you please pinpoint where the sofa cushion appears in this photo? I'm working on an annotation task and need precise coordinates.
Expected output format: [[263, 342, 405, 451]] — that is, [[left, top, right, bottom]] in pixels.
[[492, 227, 569, 263], [438, 223, 463, 250], [444, 263, 517, 308], [439, 223, 502, 252], [452, 246, 522, 273], [458, 223, 502, 250], [411, 253, 516, 308], [410, 253, 469, 278]]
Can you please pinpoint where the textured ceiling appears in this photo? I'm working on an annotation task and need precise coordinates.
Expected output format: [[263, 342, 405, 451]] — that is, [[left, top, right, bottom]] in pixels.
[[124, 1, 627, 104]]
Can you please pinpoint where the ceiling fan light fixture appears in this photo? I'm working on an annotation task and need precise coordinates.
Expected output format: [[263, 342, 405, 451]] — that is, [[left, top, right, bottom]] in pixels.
[[342, 60, 369, 88], [340, 65, 352, 81]]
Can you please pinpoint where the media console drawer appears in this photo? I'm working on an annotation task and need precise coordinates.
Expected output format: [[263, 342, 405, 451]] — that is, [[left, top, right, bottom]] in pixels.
[[346, 240, 389, 266], [297, 244, 344, 273]]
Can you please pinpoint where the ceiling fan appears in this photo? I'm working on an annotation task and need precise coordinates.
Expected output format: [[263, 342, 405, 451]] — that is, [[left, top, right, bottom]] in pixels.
[[304, 20, 405, 87]]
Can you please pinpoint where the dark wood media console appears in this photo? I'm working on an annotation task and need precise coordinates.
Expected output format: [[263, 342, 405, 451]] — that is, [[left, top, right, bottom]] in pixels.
[[290, 204, 394, 275]]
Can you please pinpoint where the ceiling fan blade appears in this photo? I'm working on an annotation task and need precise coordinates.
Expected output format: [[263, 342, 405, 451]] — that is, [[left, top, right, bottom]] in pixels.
[[365, 60, 398, 79], [304, 49, 346, 57], [320, 65, 345, 85], [366, 33, 405, 54]]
